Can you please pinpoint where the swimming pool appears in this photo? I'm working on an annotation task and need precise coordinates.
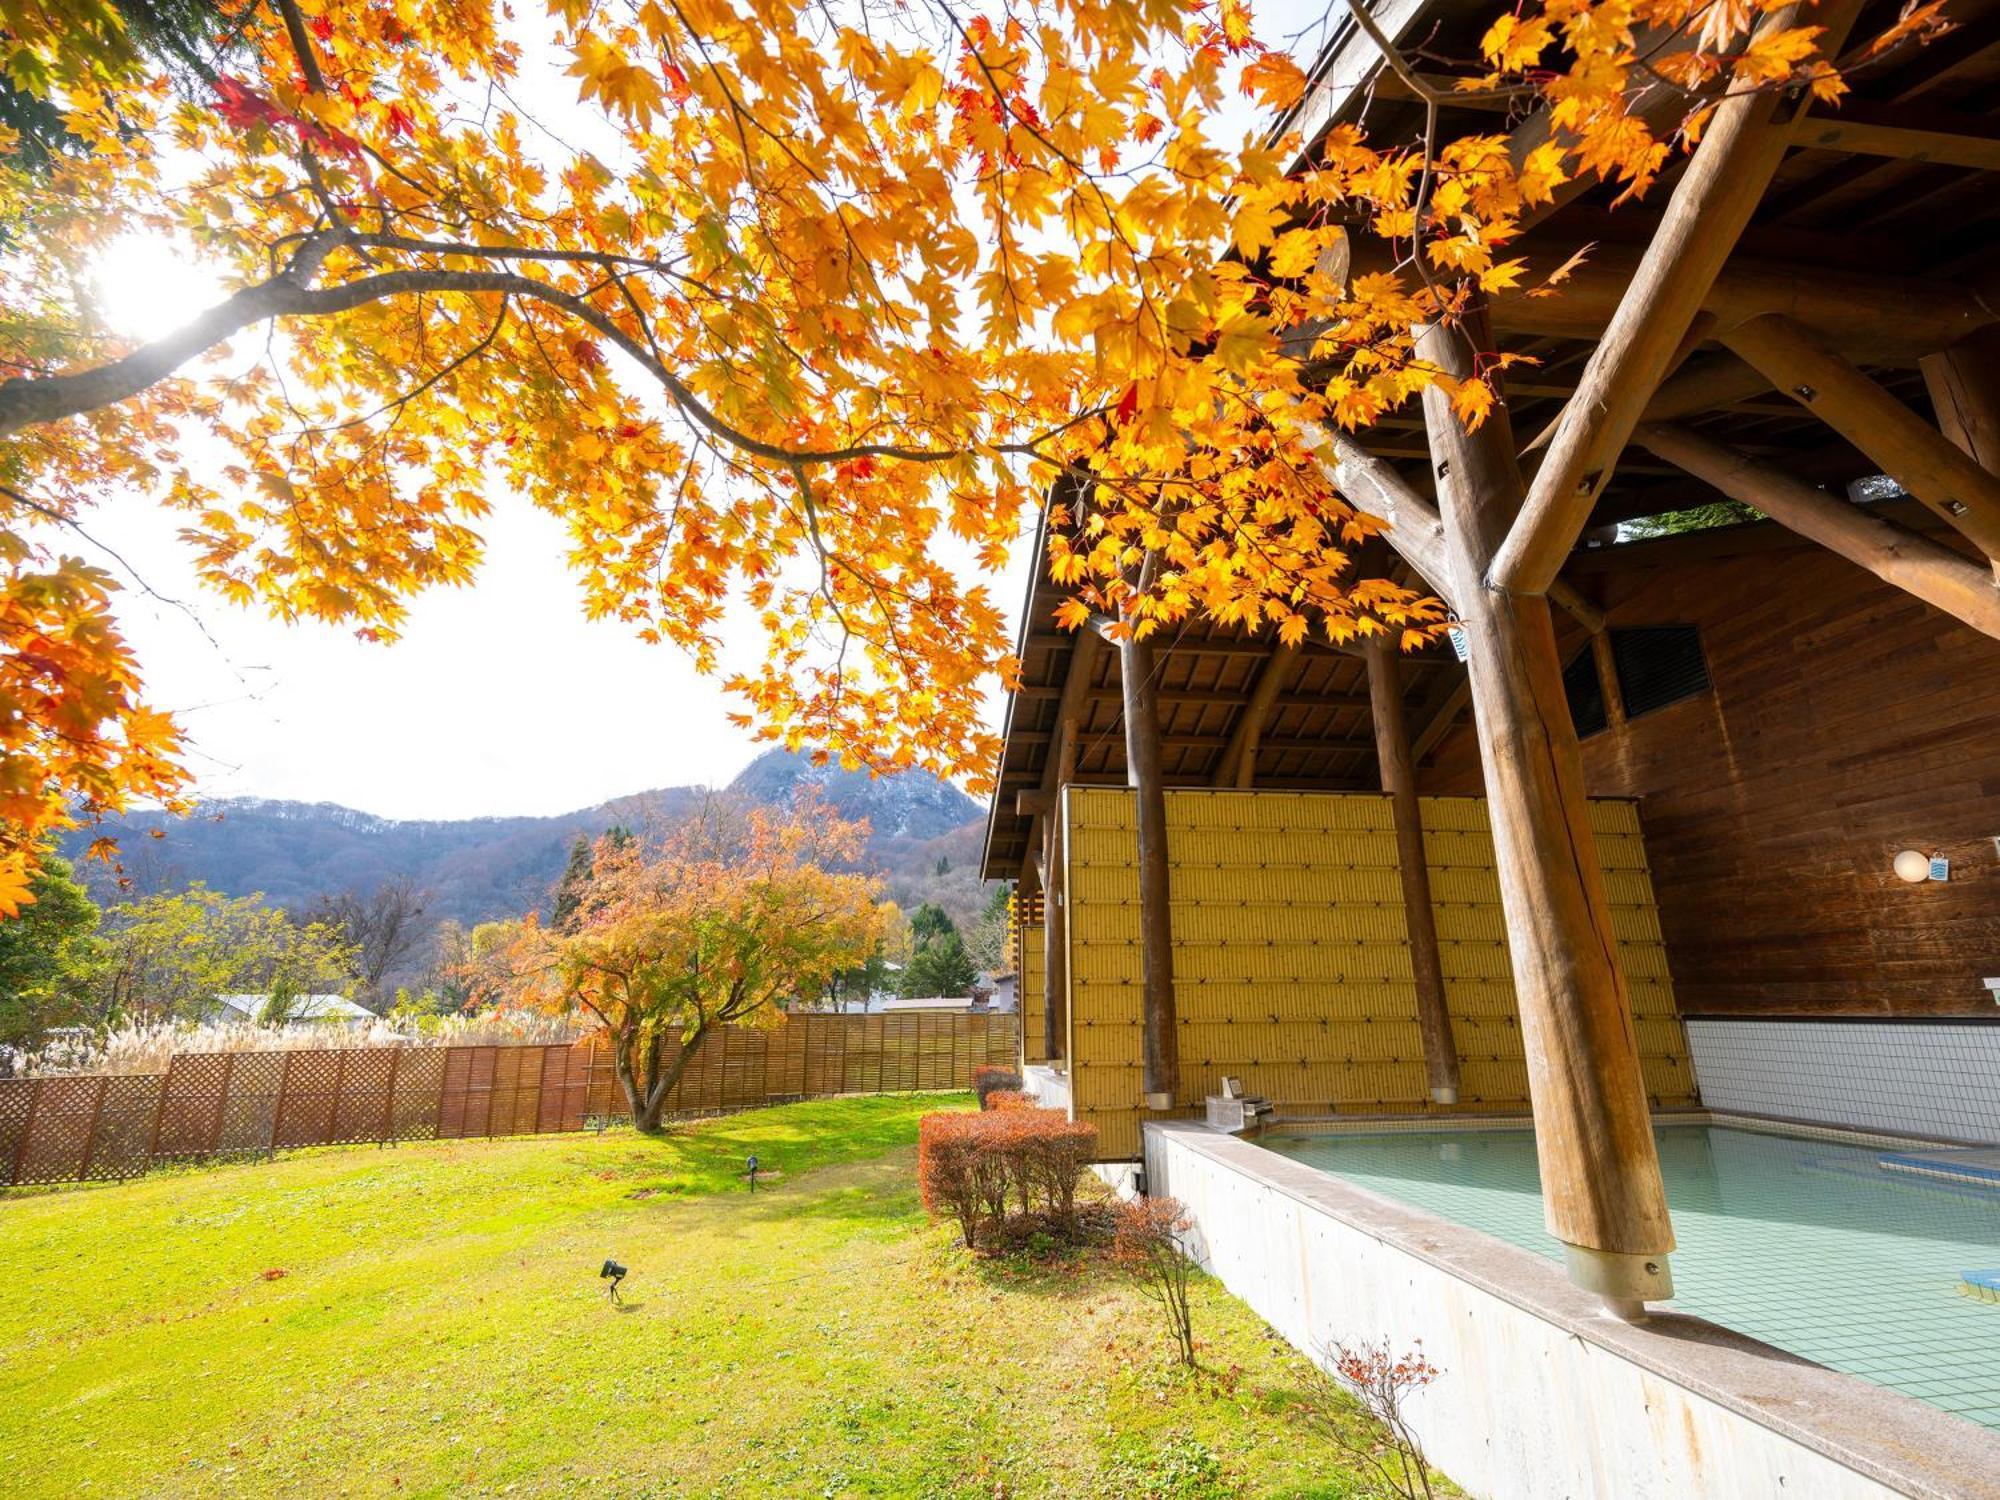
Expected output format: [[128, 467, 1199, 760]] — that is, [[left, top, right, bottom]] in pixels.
[[1259, 1122, 2000, 1429]]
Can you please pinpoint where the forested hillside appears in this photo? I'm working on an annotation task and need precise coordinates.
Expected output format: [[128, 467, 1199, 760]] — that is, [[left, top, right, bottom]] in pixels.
[[64, 750, 989, 930]]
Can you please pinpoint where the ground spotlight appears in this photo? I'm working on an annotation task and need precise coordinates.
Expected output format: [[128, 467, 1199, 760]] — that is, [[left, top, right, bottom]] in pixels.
[[600, 1258, 627, 1302]]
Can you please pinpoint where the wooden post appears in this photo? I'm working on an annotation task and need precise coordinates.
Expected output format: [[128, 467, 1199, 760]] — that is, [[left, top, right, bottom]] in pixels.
[[1637, 422, 2000, 640], [1420, 315, 1675, 1312], [1921, 326, 2000, 475], [1720, 313, 2000, 572], [1103, 620, 1180, 1110], [1364, 635, 1461, 1106]]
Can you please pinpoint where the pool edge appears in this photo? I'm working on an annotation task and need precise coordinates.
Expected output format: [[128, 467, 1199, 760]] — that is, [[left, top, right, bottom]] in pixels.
[[1145, 1118, 2000, 1500]]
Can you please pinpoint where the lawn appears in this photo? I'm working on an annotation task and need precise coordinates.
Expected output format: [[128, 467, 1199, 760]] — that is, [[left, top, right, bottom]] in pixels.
[[1, 1093, 1401, 1498]]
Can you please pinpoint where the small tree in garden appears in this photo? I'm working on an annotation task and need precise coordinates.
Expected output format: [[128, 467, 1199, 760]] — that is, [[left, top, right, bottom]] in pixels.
[[1114, 1196, 1199, 1368], [491, 797, 886, 1132], [1300, 1339, 1443, 1500]]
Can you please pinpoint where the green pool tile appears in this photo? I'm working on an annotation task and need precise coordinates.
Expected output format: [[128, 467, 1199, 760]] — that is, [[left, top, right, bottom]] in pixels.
[[1261, 1123, 2000, 1430]]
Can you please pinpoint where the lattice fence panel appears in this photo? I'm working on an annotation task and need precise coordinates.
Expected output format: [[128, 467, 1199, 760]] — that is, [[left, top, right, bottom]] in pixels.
[[83, 1074, 165, 1181], [390, 1047, 445, 1140], [273, 1052, 344, 1149], [437, 1047, 477, 1138], [330, 1050, 396, 1144], [217, 1052, 285, 1154], [15, 1077, 103, 1185], [156, 1054, 231, 1158], [0, 1080, 34, 1186]]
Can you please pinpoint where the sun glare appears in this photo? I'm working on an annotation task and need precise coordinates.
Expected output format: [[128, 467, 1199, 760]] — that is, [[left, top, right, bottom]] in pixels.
[[91, 236, 226, 344]]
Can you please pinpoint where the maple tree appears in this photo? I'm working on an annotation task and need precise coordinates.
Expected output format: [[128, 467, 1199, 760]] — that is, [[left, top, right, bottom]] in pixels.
[[481, 796, 886, 1131], [0, 0, 1885, 910]]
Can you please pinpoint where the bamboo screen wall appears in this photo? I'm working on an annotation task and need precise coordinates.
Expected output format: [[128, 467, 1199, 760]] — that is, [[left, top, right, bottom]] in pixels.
[[0, 1011, 1020, 1188], [1061, 788, 1696, 1159]]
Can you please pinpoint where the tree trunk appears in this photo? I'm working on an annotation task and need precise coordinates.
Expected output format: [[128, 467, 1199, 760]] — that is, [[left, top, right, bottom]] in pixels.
[[1418, 315, 1675, 1312]]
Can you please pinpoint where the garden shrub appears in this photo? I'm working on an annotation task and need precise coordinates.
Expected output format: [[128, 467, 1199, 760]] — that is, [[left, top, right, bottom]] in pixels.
[[916, 1106, 1099, 1250], [917, 1113, 985, 1248], [985, 1088, 1033, 1110], [971, 1064, 1022, 1108]]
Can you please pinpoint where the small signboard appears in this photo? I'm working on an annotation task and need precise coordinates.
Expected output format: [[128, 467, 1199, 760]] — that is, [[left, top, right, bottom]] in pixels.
[[1447, 625, 1470, 663], [1929, 855, 1951, 882]]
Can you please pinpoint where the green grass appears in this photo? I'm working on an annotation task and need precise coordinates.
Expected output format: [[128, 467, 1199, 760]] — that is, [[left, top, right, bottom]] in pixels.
[[0, 1093, 1400, 1498]]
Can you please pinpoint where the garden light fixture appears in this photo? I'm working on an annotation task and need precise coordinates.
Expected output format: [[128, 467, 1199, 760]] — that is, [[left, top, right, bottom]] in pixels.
[[600, 1258, 627, 1302]]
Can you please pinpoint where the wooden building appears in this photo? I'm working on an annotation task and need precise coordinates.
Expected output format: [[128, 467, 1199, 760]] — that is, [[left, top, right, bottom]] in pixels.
[[984, 0, 2000, 1312]]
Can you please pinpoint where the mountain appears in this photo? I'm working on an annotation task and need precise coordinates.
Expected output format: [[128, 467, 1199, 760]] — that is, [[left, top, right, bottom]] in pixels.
[[64, 749, 989, 931]]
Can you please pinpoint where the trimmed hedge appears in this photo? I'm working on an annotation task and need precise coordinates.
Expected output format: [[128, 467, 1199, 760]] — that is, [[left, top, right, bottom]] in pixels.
[[971, 1065, 1023, 1109], [917, 1106, 1097, 1249]]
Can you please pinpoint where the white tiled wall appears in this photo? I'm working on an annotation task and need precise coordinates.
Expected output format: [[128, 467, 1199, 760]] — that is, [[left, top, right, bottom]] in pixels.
[[1686, 1019, 2000, 1144]]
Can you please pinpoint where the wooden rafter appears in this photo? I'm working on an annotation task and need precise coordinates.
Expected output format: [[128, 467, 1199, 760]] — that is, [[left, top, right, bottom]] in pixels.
[[1720, 313, 2000, 571], [1637, 423, 2000, 640], [1490, 0, 1865, 598], [1214, 644, 1300, 788]]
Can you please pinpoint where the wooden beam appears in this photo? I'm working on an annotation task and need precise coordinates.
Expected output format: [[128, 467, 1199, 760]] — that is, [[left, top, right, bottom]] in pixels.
[[1921, 326, 2000, 475], [1364, 637, 1461, 1106], [1295, 420, 1457, 604], [1547, 579, 1607, 636], [1478, 243, 1989, 365], [1794, 99, 2000, 172], [1213, 645, 1299, 788], [1492, 1, 1856, 597], [1419, 315, 1675, 1307], [1013, 686, 1375, 713], [1720, 313, 2000, 570], [1636, 423, 2000, 640], [1105, 622, 1181, 1111]]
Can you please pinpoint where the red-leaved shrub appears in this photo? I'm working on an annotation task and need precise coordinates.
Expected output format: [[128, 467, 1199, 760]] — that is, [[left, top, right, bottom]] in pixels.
[[971, 1065, 1023, 1108], [916, 1106, 1098, 1249], [985, 1088, 1033, 1110]]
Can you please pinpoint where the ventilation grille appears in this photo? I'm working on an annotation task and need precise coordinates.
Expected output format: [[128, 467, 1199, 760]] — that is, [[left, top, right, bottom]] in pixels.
[[1562, 648, 1609, 739], [1610, 625, 1711, 719]]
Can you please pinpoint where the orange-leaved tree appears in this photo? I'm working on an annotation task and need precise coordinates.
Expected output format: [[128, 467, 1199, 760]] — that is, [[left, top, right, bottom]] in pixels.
[[489, 796, 886, 1131], [0, 0, 1884, 903]]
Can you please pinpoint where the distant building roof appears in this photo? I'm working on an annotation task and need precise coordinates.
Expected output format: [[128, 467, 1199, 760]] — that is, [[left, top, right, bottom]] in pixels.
[[214, 993, 374, 1023], [874, 996, 977, 1012]]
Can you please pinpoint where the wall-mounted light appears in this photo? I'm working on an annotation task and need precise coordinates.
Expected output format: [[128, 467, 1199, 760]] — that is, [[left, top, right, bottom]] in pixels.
[[1893, 849, 1933, 884]]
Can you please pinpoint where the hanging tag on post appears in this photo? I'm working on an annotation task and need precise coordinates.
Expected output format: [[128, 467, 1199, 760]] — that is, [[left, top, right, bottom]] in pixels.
[[1447, 625, 1470, 663], [1928, 855, 1950, 882]]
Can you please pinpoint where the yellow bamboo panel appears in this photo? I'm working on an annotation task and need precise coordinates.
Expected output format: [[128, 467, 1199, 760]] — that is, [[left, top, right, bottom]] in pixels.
[[1058, 787, 1697, 1159], [1019, 919, 1047, 1065]]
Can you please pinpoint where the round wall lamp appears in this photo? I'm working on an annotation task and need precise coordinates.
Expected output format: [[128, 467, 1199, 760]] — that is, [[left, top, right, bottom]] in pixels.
[[1892, 849, 1932, 884]]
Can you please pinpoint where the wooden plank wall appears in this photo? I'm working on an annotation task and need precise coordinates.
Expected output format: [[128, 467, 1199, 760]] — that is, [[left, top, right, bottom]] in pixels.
[[1061, 787, 1693, 1159], [1427, 541, 2000, 1015]]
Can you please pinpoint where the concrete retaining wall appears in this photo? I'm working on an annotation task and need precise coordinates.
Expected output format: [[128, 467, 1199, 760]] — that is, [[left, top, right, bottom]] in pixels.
[[1144, 1121, 2000, 1500]]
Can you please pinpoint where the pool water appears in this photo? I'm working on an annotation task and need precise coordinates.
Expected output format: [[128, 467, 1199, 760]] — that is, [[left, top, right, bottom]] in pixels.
[[1260, 1123, 2000, 1428]]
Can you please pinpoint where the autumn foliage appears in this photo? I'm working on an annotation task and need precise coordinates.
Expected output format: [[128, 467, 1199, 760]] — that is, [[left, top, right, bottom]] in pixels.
[[478, 795, 886, 1131], [0, 0, 1885, 900]]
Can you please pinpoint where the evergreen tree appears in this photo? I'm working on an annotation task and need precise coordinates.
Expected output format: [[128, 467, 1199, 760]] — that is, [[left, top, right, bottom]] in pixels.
[[900, 903, 976, 999], [0, 850, 107, 1050]]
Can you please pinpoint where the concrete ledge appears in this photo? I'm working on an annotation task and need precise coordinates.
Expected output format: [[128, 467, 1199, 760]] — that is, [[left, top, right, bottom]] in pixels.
[[1021, 1064, 1071, 1113], [1145, 1120, 2000, 1500]]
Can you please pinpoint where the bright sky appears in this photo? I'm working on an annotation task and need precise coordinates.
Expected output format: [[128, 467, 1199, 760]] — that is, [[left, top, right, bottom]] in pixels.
[[82, 1, 1344, 823]]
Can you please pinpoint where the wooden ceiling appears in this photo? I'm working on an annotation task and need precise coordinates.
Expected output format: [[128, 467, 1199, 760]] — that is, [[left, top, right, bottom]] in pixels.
[[979, 0, 1999, 879]]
